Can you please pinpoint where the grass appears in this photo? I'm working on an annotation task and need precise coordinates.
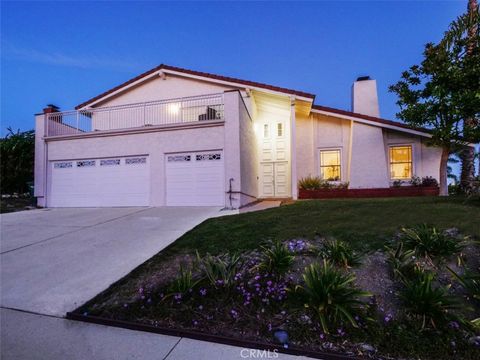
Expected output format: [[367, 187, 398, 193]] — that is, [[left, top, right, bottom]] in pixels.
[[162, 197, 479, 257], [77, 196, 480, 360], [0, 196, 35, 213]]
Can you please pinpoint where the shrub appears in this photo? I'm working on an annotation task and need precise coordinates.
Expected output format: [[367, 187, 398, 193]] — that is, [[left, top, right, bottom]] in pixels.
[[400, 224, 464, 259], [385, 242, 416, 280], [164, 265, 201, 300], [447, 267, 480, 301], [410, 175, 422, 186], [421, 176, 439, 187], [258, 241, 294, 276], [295, 260, 371, 333], [392, 180, 404, 187], [320, 239, 361, 268], [298, 176, 348, 190], [298, 176, 323, 190], [400, 271, 461, 329], [197, 251, 242, 289]]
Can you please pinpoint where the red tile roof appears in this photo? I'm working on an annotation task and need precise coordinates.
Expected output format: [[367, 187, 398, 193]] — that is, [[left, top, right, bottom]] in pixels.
[[311, 104, 432, 135], [76, 64, 316, 109]]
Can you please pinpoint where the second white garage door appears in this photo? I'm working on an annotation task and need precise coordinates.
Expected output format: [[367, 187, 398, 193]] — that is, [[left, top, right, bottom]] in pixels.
[[166, 151, 224, 206]]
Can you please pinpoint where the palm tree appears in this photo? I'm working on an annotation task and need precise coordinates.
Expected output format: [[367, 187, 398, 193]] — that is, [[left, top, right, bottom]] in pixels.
[[458, 0, 479, 193]]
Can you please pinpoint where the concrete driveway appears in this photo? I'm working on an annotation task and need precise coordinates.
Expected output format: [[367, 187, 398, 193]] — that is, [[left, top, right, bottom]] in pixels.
[[1, 206, 306, 360], [1, 207, 222, 316]]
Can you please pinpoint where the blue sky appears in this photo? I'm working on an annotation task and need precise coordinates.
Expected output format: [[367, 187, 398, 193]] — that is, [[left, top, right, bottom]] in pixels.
[[1, 0, 466, 135]]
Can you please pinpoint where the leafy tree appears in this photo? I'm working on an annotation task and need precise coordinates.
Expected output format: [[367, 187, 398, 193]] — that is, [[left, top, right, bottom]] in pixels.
[[389, 8, 480, 196], [0, 128, 35, 194]]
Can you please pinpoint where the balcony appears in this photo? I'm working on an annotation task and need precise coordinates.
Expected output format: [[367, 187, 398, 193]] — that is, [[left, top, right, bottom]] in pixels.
[[45, 93, 224, 137]]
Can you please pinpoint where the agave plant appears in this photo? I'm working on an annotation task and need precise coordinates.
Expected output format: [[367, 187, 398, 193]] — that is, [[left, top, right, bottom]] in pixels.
[[400, 270, 462, 329], [295, 260, 371, 333], [385, 242, 416, 280], [320, 239, 361, 268], [196, 251, 243, 289], [400, 224, 464, 259], [258, 241, 295, 276]]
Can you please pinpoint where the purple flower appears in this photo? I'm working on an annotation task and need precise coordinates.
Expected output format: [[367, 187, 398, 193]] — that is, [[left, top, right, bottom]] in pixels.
[[337, 328, 345, 337], [192, 320, 198, 326], [267, 323, 272, 331], [198, 305, 203, 310], [230, 309, 239, 319], [449, 321, 460, 330], [123, 303, 128, 308], [199, 288, 207, 296]]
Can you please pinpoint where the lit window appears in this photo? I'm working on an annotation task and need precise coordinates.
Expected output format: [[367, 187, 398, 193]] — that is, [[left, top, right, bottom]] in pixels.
[[263, 124, 269, 138], [277, 123, 283, 137], [390, 146, 412, 179], [320, 150, 341, 181]]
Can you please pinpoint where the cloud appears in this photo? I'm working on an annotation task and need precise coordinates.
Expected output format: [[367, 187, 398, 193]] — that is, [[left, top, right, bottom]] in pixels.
[[2, 42, 141, 71]]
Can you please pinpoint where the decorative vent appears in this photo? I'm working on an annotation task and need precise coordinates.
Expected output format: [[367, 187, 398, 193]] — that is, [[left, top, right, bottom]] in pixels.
[[167, 155, 191, 162], [125, 157, 147, 165], [196, 153, 221, 161], [77, 160, 96, 167], [54, 162, 73, 169], [100, 159, 121, 166]]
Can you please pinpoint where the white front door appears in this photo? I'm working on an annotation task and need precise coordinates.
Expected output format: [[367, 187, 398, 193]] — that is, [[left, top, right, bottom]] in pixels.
[[259, 119, 291, 198], [49, 156, 150, 207], [165, 151, 224, 206], [260, 162, 289, 198]]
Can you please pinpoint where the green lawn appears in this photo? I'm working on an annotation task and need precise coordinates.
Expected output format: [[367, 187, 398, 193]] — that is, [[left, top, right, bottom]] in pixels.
[[163, 196, 480, 257]]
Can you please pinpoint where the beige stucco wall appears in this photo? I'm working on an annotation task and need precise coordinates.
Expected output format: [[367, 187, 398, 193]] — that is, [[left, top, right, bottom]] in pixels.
[[295, 113, 442, 189], [92, 74, 236, 108], [238, 95, 258, 205]]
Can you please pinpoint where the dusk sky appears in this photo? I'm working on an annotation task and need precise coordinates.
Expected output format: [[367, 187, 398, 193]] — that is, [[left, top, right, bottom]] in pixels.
[[1, 1, 466, 136]]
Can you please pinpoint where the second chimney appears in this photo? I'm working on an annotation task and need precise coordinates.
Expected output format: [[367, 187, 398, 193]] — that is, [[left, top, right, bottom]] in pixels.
[[351, 76, 380, 118]]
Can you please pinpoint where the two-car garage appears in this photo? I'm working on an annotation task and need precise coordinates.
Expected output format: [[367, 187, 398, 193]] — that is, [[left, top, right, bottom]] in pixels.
[[48, 151, 225, 207]]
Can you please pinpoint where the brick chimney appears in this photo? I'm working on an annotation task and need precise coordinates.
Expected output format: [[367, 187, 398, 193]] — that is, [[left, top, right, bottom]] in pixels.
[[43, 104, 60, 114], [351, 76, 380, 118]]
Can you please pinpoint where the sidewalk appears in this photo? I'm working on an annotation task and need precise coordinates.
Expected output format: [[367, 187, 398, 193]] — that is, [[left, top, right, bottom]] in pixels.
[[1, 308, 309, 360]]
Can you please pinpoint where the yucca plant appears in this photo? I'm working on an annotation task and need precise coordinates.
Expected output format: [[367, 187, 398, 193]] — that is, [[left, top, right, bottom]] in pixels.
[[320, 239, 361, 268], [385, 242, 416, 280], [295, 260, 371, 333], [258, 241, 295, 276], [197, 251, 242, 289], [400, 270, 462, 329], [400, 224, 464, 259]]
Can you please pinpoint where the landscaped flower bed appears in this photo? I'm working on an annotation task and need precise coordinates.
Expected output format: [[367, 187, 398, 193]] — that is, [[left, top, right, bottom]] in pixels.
[[298, 175, 440, 199], [74, 225, 480, 360]]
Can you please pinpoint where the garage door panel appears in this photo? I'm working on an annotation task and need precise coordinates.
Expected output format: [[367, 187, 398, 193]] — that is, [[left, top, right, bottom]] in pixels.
[[166, 151, 224, 206], [49, 156, 150, 207]]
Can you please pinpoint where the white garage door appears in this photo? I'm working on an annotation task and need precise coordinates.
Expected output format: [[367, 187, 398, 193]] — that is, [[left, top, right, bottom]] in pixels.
[[166, 151, 224, 206], [49, 156, 150, 207]]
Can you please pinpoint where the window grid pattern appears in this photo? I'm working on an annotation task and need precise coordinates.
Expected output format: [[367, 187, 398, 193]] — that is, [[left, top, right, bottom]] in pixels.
[[320, 150, 341, 181], [196, 153, 221, 161], [77, 160, 95, 167], [100, 159, 121, 166], [390, 146, 412, 180], [54, 162, 73, 169], [125, 157, 147, 165], [167, 155, 191, 162]]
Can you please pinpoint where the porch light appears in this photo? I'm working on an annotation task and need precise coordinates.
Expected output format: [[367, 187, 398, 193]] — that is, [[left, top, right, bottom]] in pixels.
[[167, 102, 181, 115]]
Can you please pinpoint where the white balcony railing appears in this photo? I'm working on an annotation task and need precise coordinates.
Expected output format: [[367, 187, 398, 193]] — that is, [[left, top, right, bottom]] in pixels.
[[45, 93, 224, 137]]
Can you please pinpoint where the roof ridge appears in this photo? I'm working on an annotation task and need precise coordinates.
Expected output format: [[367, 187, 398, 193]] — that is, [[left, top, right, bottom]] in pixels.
[[75, 64, 315, 109]]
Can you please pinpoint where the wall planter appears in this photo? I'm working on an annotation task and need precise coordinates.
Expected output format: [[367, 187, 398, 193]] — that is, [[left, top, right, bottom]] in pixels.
[[298, 186, 439, 199]]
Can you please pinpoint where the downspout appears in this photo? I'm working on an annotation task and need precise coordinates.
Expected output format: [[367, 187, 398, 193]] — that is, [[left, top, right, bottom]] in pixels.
[[290, 97, 298, 199]]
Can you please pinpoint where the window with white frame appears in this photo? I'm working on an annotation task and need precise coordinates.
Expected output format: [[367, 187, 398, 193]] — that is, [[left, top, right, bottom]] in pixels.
[[263, 124, 269, 138], [277, 123, 283, 137], [389, 145, 413, 180], [319, 149, 341, 181]]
